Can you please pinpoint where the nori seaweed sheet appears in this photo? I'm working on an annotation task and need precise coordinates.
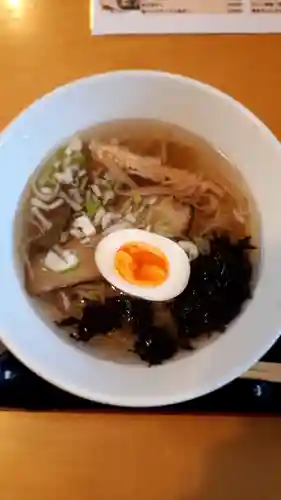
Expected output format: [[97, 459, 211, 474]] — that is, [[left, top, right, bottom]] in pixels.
[[57, 236, 254, 365]]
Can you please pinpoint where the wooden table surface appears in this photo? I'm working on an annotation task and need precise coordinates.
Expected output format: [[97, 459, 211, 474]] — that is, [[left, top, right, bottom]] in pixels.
[[1, 1, 281, 499]]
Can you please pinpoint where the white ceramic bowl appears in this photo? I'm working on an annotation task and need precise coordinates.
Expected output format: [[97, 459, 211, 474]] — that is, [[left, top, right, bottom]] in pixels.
[[1, 70, 281, 407]]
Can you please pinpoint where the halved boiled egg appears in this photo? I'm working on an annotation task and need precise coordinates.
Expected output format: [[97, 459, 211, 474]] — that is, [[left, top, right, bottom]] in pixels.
[[94, 229, 190, 301]]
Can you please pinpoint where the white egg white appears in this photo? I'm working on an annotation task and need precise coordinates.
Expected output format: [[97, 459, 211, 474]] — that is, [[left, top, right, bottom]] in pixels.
[[94, 229, 190, 302]]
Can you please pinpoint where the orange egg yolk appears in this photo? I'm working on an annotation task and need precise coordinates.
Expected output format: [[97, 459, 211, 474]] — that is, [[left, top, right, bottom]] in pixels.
[[114, 242, 169, 287]]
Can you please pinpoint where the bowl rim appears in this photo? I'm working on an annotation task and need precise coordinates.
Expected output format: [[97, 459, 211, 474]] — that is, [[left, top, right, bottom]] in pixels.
[[1, 69, 281, 407]]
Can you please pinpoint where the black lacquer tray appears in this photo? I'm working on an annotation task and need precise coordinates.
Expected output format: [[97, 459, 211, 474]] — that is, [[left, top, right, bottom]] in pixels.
[[1, 336, 281, 412]]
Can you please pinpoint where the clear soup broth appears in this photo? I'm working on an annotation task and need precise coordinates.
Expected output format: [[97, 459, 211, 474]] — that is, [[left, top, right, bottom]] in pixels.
[[18, 119, 260, 365]]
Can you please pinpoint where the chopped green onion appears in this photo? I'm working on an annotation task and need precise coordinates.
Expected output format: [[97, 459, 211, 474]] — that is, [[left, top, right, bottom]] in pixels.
[[60, 262, 80, 274], [44, 249, 79, 273], [55, 146, 67, 161], [69, 152, 85, 165], [38, 161, 56, 186], [85, 197, 100, 217], [38, 147, 66, 186]]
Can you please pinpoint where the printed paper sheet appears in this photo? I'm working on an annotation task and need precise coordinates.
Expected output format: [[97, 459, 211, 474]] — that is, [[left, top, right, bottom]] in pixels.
[[92, 0, 281, 34]]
